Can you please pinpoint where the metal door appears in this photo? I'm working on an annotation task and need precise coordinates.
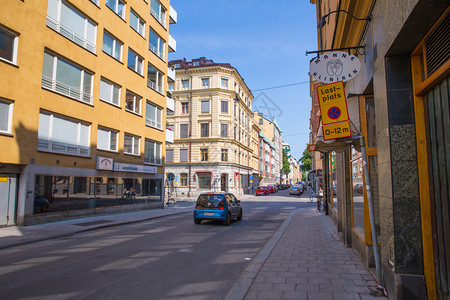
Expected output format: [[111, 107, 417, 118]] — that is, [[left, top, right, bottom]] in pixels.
[[0, 174, 17, 226], [426, 75, 450, 299]]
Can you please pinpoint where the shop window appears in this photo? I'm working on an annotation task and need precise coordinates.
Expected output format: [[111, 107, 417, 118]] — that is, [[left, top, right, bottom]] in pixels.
[[351, 146, 364, 238], [180, 173, 187, 186], [197, 173, 211, 189]]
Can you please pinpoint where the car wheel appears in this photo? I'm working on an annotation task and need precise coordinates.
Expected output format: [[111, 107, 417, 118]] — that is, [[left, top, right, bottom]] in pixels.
[[194, 219, 201, 224], [224, 213, 231, 226], [237, 209, 242, 221]]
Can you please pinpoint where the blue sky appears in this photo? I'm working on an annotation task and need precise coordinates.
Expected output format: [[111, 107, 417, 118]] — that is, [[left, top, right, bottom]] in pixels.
[[169, 0, 318, 160]]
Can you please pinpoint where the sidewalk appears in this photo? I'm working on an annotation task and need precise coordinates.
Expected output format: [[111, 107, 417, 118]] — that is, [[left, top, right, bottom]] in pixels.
[[226, 208, 384, 300]]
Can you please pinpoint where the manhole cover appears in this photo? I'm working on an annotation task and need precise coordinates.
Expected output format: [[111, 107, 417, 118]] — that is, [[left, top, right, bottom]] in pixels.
[[75, 220, 113, 227]]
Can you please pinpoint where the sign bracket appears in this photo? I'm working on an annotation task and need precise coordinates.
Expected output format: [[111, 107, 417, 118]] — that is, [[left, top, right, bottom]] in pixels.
[[306, 46, 366, 56]]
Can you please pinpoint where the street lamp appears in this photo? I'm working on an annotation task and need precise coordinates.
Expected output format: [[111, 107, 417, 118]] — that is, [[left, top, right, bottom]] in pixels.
[[317, 10, 371, 29]]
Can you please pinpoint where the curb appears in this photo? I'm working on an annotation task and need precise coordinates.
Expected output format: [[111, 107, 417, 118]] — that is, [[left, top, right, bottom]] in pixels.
[[224, 208, 299, 300]]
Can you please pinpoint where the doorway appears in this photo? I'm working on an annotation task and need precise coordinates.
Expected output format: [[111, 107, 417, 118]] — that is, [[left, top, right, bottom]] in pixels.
[[0, 174, 17, 226], [221, 173, 227, 192]]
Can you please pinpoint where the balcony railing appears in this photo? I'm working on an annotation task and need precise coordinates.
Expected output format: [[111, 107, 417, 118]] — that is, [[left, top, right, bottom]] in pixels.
[[38, 139, 91, 157], [150, 8, 166, 29], [169, 5, 177, 24], [149, 44, 165, 61], [42, 75, 93, 104], [144, 156, 162, 165], [145, 118, 162, 130], [46, 16, 96, 53], [168, 34, 176, 52], [147, 79, 164, 95], [166, 129, 174, 143], [167, 66, 175, 82], [166, 95, 175, 111]]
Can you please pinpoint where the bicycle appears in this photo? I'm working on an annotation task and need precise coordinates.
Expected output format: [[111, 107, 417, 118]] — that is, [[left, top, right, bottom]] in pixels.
[[165, 192, 176, 207]]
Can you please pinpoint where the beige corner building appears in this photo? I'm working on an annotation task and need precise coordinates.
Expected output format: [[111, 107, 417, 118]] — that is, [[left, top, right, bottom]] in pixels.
[[0, 0, 177, 226], [165, 57, 257, 196]]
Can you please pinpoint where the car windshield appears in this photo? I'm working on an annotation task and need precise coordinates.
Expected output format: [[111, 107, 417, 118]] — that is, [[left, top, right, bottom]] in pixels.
[[257, 186, 265, 189], [196, 194, 225, 209]]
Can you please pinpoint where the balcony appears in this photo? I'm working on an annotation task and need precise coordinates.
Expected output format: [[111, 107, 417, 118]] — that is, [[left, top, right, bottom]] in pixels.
[[38, 139, 91, 157], [144, 156, 162, 165], [168, 66, 175, 82], [168, 34, 176, 52], [169, 5, 177, 24], [42, 75, 93, 105], [166, 94, 174, 111], [166, 128, 174, 144], [147, 79, 163, 95]]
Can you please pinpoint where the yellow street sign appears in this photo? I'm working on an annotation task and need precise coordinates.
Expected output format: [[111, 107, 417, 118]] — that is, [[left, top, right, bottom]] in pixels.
[[0, 177, 7, 183], [317, 81, 349, 125], [322, 121, 351, 140]]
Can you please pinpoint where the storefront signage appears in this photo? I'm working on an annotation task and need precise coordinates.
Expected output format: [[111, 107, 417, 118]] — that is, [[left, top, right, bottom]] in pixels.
[[307, 144, 316, 152], [322, 121, 352, 140], [0, 177, 8, 183], [96, 156, 114, 170], [309, 51, 361, 83], [114, 163, 157, 174], [317, 81, 349, 125]]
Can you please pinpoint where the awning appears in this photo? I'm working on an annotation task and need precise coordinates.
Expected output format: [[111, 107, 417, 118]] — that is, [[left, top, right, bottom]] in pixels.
[[314, 120, 362, 153]]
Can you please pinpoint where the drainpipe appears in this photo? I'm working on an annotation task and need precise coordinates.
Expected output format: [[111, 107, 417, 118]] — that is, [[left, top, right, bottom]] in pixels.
[[187, 72, 192, 197]]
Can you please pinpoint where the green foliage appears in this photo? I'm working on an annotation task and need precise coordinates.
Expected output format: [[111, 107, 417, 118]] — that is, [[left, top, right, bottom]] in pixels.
[[299, 146, 311, 173], [282, 149, 291, 175]]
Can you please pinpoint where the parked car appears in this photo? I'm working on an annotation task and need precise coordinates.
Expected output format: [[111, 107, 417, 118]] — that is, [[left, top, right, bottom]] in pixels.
[[267, 185, 276, 193], [333, 185, 337, 195], [267, 184, 277, 193], [354, 184, 364, 194], [34, 193, 50, 213], [256, 186, 269, 196], [193, 193, 242, 225], [289, 184, 303, 195]]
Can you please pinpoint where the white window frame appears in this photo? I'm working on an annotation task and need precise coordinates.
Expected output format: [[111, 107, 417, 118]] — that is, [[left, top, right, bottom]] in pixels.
[[147, 63, 164, 94], [41, 51, 93, 104], [130, 10, 145, 37], [106, 0, 126, 19], [150, 0, 166, 28], [201, 77, 209, 89], [124, 133, 140, 155], [97, 126, 118, 152], [0, 99, 13, 134], [102, 31, 123, 61], [182, 79, 189, 90], [144, 139, 162, 165], [46, 0, 97, 53], [145, 101, 163, 130], [0, 25, 19, 65], [128, 48, 144, 75], [99, 77, 121, 106], [148, 27, 165, 60], [125, 90, 142, 115], [168, 82, 175, 91], [200, 100, 210, 114], [221, 78, 228, 89]]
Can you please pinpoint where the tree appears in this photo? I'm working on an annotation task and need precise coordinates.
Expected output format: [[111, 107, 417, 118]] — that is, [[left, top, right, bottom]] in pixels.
[[299, 146, 311, 174], [282, 149, 291, 175]]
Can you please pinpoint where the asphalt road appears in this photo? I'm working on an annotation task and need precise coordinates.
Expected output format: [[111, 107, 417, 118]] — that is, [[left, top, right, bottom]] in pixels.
[[0, 189, 314, 300]]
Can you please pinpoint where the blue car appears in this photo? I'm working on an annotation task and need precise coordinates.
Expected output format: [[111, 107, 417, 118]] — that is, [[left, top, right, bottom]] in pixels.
[[193, 193, 242, 225]]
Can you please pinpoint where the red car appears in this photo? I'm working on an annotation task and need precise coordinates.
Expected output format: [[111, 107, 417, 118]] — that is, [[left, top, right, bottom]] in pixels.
[[267, 186, 275, 193], [256, 186, 269, 196]]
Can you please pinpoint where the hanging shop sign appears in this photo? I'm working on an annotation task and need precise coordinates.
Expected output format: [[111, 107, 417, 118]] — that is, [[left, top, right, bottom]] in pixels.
[[322, 121, 352, 140], [309, 51, 361, 83], [307, 144, 316, 152], [96, 156, 114, 170], [317, 81, 349, 125]]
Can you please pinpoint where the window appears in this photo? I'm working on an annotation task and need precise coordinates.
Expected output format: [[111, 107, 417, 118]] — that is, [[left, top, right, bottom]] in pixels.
[[128, 49, 144, 75], [234, 126, 237, 139], [147, 63, 164, 94], [221, 100, 229, 114], [193, 61, 199, 67], [200, 148, 208, 161], [166, 148, 173, 162], [150, 0, 166, 27], [0, 99, 13, 134], [106, 0, 126, 19], [42, 51, 93, 104], [221, 123, 228, 137], [46, 0, 96, 53], [197, 172, 211, 189], [124, 133, 140, 155], [201, 100, 210, 113], [103, 31, 122, 61], [130, 10, 145, 37], [100, 77, 121, 106], [221, 78, 228, 89], [168, 82, 175, 91], [125, 90, 141, 114], [180, 173, 187, 186], [259, 118, 263, 125], [38, 111, 91, 157], [144, 139, 162, 164], [180, 123, 188, 138], [200, 123, 209, 137], [97, 126, 118, 151], [181, 102, 189, 114], [145, 101, 162, 129], [221, 149, 228, 162], [182, 79, 190, 90], [201, 78, 209, 89], [180, 148, 188, 162], [148, 28, 165, 60], [1, 26, 18, 64], [174, 63, 180, 68]]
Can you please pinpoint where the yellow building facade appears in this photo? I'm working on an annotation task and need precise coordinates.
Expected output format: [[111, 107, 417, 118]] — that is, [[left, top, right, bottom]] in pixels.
[[0, 0, 177, 225]]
